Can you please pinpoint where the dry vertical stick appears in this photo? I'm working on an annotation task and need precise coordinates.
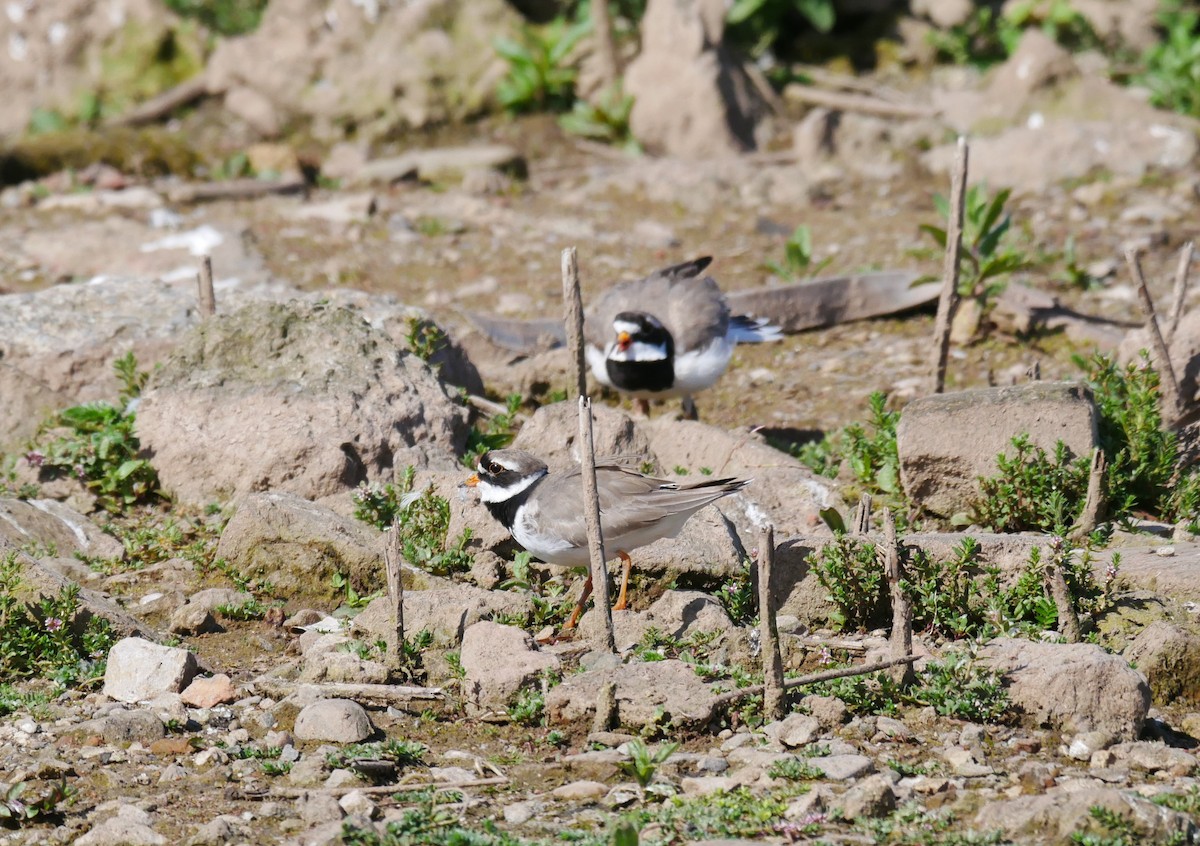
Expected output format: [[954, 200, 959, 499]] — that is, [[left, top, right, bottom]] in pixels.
[[197, 254, 216, 317], [384, 518, 405, 670], [852, 493, 872, 536], [930, 136, 969, 395], [1126, 247, 1183, 422], [1166, 241, 1195, 346], [757, 525, 785, 721], [882, 509, 914, 686], [561, 247, 588, 399], [1070, 447, 1107, 540], [1044, 540, 1081, 643], [592, 681, 617, 733], [579, 397, 616, 653]]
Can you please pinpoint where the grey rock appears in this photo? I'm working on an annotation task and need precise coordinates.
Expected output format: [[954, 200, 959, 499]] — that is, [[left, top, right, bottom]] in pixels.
[[460, 621, 560, 717], [168, 603, 222, 636], [298, 790, 345, 824], [352, 584, 534, 649], [299, 651, 390, 685], [765, 714, 821, 749], [979, 638, 1149, 740], [503, 799, 543, 824], [624, 0, 770, 157], [77, 805, 167, 846], [1123, 621, 1200, 704], [185, 816, 238, 846], [801, 695, 851, 729], [293, 699, 373, 743], [643, 590, 734, 639], [1110, 741, 1198, 774], [811, 754, 873, 780], [102, 709, 167, 745], [975, 786, 1197, 844], [103, 637, 199, 704], [216, 492, 387, 603], [205, 0, 520, 141], [834, 772, 897, 819], [0, 498, 124, 558], [546, 659, 720, 730], [354, 145, 526, 186], [897, 382, 1098, 518], [136, 301, 467, 505]]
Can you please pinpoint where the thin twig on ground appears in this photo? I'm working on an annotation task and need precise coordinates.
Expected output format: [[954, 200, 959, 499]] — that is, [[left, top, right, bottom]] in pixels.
[[930, 136, 968, 394], [1166, 241, 1194, 346], [712, 654, 919, 708], [1126, 247, 1183, 421], [248, 680, 443, 709]]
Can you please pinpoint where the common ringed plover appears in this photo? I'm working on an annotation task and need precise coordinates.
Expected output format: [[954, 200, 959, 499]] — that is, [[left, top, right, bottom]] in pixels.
[[466, 448, 748, 631], [584, 256, 782, 418]]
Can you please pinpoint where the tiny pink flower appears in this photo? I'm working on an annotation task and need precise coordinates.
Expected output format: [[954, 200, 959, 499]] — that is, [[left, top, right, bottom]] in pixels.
[[45, 617, 64, 632]]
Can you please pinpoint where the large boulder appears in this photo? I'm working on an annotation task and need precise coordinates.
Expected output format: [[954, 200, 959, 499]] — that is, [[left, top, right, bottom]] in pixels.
[[205, 0, 519, 141], [974, 786, 1197, 846], [136, 301, 468, 505], [978, 638, 1150, 741], [896, 382, 1098, 518], [1123, 621, 1200, 705], [546, 658, 720, 730], [460, 621, 560, 717], [624, 0, 771, 157], [0, 498, 123, 560], [0, 0, 203, 138], [215, 491, 389, 602], [352, 584, 535, 649]]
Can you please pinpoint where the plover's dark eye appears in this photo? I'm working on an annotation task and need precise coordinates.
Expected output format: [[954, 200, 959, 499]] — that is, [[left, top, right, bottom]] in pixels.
[[483, 457, 500, 476]]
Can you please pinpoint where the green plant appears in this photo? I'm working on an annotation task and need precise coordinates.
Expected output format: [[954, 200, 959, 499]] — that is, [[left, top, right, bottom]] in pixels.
[[327, 740, 428, 774], [1078, 352, 1200, 522], [356, 468, 474, 576], [902, 537, 991, 640], [0, 780, 74, 826], [918, 184, 1032, 335], [809, 533, 887, 632], [507, 687, 545, 727], [638, 787, 791, 840], [716, 558, 757, 626], [618, 738, 679, 788], [405, 316, 448, 364], [24, 352, 158, 512], [494, 18, 591, 114], [1135, 4, 1200, 119], [0, 685, 48, 718], [794, 392, 902, 504], [927, 0, 1101, 68], [767, 757, 824, 781], [726, 0, 835, 57], [972, 435, 1091, 533], [463, 394, 523, 470], [1053, 236, 1102, 290], [0, 552, 117, 687], [214, 598, 267, 621], [558, 83, 639, 152], [331, 572, 381, 610], [912, 647, 1010, 723], [766, 224, 832, 279], [809, 670, 904, 715], [163, 0, 267, 35], [261, 761, 292, 776]]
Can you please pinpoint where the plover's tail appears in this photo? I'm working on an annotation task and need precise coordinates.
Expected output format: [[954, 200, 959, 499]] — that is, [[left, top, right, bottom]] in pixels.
[[729, 314, 783, 343]]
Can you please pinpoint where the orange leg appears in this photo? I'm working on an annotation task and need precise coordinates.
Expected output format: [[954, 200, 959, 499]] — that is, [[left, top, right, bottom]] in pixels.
[[612, 551, 632, 611], [562, 575, 593, 631], [635, 398, 651, 417]]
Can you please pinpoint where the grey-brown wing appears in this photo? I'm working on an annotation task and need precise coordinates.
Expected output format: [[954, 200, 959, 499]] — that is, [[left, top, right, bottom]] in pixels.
[[591, 465, 741, 536], [584, 258, 729, 351]]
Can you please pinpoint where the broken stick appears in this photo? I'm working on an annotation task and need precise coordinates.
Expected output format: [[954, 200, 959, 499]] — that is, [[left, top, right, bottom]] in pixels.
[[758, 525, 785, 721], [1070, 447, 1106, 540], [1044, 541, 1081, 643], [197, 254, 216, 317], [930, 136, 968, 395], [578, 396, 616, 653], [561, 247, 588, 399], [384, 517, 405, 670], [882, 509, 915, 686]]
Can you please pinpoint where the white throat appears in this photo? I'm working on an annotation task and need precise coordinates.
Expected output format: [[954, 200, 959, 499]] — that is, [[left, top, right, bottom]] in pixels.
[[477, 468, 547, 503], [607, 339, 669, 363]]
